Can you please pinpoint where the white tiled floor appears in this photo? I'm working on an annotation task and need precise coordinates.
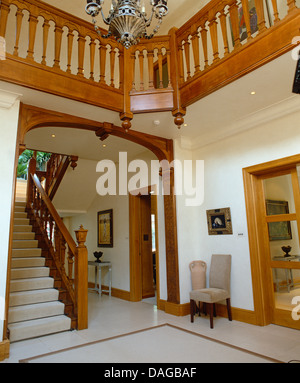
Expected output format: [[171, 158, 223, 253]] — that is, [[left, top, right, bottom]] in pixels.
[[2, 293, 300, 363]]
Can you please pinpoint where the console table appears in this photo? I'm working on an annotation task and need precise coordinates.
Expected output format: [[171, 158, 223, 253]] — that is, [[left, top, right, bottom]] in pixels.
[[273, 255, 300, 292], [88, 261, 112, 296]]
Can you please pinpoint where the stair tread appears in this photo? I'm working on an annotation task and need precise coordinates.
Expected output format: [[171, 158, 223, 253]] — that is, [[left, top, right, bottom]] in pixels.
[[8, 301, 65, 324]]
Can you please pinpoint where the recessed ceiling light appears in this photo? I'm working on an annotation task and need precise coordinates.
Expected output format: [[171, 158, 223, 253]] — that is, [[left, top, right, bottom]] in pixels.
[[102, 144, 107, 148], [183, 123, 188, 127], [51, 134, 56, 138], [250, 91, 256, 95]]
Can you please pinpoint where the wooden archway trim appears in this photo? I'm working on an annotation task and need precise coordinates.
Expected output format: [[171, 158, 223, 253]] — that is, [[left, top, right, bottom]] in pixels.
[[18, 103, 180, 304]]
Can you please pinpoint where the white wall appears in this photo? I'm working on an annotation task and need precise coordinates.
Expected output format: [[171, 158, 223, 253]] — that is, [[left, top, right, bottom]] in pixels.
[[0, 92, 20, 342], [175, 108, 300, 310]]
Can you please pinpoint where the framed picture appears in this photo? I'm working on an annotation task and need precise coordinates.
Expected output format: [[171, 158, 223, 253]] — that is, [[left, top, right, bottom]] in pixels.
[[98, 209, 113, 247], [238, 0, 258, 42], [206, 207, 233, 235], [266, 200, 292, 241]]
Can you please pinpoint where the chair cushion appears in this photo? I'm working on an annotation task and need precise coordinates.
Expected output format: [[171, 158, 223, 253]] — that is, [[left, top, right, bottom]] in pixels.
[[190, 288, 230, 303]]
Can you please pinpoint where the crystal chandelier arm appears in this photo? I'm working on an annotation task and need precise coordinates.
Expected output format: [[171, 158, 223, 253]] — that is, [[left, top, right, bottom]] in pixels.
[[144, 18, 163, 39]]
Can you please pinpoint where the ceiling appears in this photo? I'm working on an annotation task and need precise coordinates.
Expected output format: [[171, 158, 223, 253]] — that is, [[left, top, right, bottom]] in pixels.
[[1, 1, 300, 161]]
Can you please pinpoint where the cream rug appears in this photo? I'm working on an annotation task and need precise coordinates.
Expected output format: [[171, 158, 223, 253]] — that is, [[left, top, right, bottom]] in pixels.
[[20, 324, 282, 364]]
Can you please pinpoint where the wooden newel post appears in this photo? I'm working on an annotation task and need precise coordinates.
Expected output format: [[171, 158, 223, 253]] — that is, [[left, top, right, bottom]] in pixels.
[[75, 225, 88, 330]]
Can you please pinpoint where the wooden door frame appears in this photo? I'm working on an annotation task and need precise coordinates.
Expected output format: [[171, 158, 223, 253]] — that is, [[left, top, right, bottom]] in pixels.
[[243, 154, 300, 326], [129, 185, 160, 304]]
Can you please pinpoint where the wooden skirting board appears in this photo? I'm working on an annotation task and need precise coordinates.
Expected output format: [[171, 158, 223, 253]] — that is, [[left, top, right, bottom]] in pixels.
[[0, 339, 10, 362]]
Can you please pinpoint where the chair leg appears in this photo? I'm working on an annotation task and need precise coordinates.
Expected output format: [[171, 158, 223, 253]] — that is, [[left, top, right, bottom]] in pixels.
[[190, 299, 195, 323], [226, 298, 232, 321], [209, 303, 214, 329]]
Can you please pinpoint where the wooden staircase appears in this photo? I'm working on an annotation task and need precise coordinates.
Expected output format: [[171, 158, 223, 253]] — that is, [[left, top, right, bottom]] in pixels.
[[8, 201, 71, 342]]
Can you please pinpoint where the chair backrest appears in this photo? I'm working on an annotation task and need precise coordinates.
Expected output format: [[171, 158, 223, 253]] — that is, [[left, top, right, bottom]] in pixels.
[[209, 254, 231, 293], [189, 261, 207, 290]]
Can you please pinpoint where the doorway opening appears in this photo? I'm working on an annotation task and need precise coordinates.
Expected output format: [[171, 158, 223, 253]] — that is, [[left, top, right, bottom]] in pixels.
[[129, 186, 160, 306]]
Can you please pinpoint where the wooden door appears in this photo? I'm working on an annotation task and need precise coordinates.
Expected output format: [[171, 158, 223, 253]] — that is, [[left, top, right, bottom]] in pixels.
[[140, 195, 155, 299], [244, 156, 300, 329]]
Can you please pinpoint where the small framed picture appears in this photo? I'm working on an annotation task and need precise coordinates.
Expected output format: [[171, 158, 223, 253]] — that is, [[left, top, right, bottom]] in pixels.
[[207, 208, 233, 235], [266, 200, 292, 241], [98, 209, 113, 247]]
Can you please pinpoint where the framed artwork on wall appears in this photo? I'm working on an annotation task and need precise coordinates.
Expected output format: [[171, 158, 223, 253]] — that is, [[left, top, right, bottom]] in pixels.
[[266, 200, 292, 241], [206, 207, 233, 235], [98, 209, 113, 247]]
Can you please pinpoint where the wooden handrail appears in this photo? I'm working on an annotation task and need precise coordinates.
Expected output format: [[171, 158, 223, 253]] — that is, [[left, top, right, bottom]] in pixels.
[[28, 172, 88, 330], [31, 173, 77, 255]]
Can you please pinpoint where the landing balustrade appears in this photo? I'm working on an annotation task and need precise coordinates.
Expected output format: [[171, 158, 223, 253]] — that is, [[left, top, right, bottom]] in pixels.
[[0, 0, 299, 127]]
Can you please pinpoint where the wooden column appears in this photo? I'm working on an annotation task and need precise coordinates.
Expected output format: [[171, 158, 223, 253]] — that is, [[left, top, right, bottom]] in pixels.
[[27, 14, 38, 61], [13, 9, 24, 56], [75, 225, 88, 330], [0, 1, 10, 38]]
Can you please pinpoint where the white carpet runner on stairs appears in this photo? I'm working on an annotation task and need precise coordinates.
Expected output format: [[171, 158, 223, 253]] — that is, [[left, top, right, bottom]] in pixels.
[[8, 201, 71, 342]]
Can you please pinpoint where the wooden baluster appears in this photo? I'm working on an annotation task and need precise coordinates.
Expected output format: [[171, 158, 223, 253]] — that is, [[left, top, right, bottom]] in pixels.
[[75, 226, 88, 330], [77, 34, 86, 77], [13, 9, 24, 56], [54, 225, 61, 261], [178, 42, 185, 84], [241, 0, 252, 40], [158, 48, 164, 88], [0, 1, 10, 38], [53, 24, 63, 69], [219, 8, 229, 56], [99, 40, 107, 84], [66, 30, 74, 73], [191, 26, 200, 74], [286, 0, 297, 14], [138, 50, 144, 90], [68, 247, 74, 282], [166, 49, 172, 88], [254, 0, 267, 32], [200, 24, 209, 69], [60, 237, 66, 272], [271, 0, 280, 23], [131, 51, 136, 91], [110, 46, 116, 87], [229, 1, 241, 49], [118, 48, 124, 90], [183, 37, 191, 80], [147, 49, 155, 89], [27, 14, 38, 61], [41, 19, 50, 65], [208, 15, 220, 63], [89, 38, 96, 80]]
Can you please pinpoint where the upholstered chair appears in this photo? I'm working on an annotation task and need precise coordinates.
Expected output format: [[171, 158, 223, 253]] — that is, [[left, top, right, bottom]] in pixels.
[[190, 254, 232, 329], [189, 261, 207, 315]]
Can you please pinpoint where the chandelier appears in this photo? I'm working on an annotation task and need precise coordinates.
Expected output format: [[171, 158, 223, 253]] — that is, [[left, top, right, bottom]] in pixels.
[[85, 0, 169, 49]]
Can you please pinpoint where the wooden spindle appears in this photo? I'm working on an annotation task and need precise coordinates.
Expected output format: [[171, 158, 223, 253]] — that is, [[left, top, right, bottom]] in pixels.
[[166, 49, 172, 88], [178, 43, 185, 84], [147, 49, 154, 89], [200, 25, 209, 69], [219, 9, 229, 56], [118, 48, 124, 90], [138, 50, 144, 90], [53, 25, 63, 68], [27, 14, 38, 60], [287, 0, 297, 14], [0, 1, 10, 38], [241, 0, 252, 40], [191, 26, 200, 74], [159, 49, 165, 88], [208, 16, 220, 62], [183, 38, 191, 80], [77, 34, 86, 77], [13, 9, 24, 56], [229, 1, 241, 49], [131, 51, 136, 91], [89, 38, 96, 80], [99, 41, 107, 84], [66, 30, 74, 73], [41, 19, 50, 65], [254, 0, 267, 32], [271, 0, 280, 23], [110, 46, 116, 87]]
